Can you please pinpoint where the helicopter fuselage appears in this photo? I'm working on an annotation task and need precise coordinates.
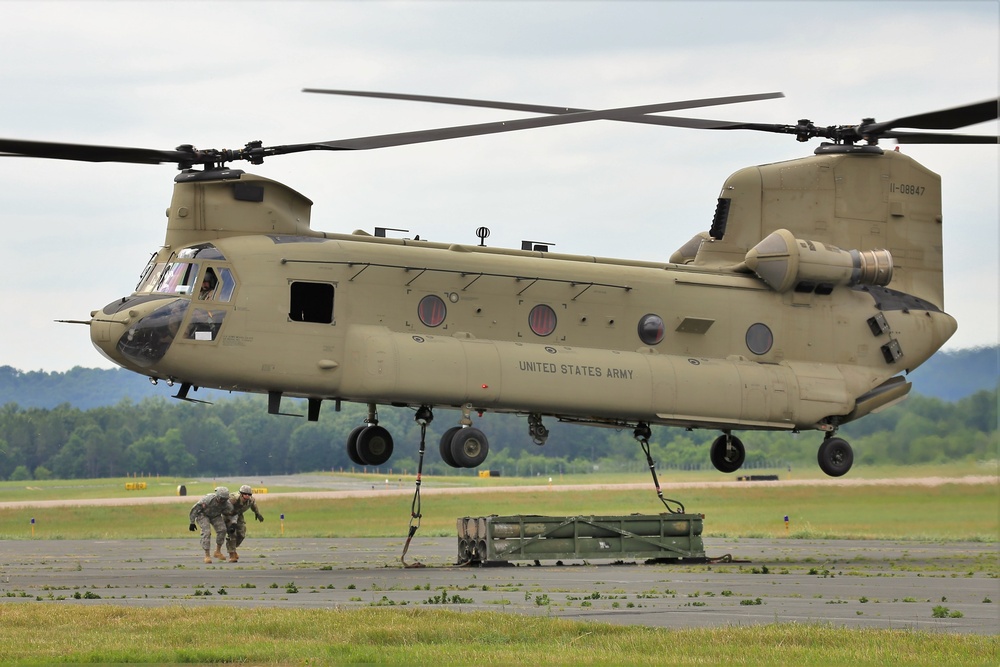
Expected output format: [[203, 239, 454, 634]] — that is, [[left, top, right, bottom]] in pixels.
[[92, 208, 955, 430]]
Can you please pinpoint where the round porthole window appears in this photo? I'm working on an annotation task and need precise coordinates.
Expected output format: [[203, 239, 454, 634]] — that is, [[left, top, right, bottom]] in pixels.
[[417, 294, 446, 328], [746, 322, 773, 355], [528, 304, 557, 337], [637, 314, 665, 345]]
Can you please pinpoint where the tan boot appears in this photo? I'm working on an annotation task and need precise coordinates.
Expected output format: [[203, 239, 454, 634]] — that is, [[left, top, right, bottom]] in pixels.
[[203, 550, 212, 564], [228, 551, 238, 563], [213, 548, 225, 560]]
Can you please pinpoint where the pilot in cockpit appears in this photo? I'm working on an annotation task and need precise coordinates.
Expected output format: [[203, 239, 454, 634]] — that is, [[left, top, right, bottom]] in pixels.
[[199, 269, 218, 300]]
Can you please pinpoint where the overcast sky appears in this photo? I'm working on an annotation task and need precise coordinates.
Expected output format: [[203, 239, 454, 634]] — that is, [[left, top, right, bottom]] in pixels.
[[0, 1, 996, 373]]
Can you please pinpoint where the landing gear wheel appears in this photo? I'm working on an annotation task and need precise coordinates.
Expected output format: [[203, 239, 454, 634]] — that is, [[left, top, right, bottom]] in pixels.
[[439, 426, 462, 468], [818, 436, 853, 477], [450, 427, 489, 468], [710, 433, 745, 473], [356, 425, 394, 466], [345, 425, 367, 466]]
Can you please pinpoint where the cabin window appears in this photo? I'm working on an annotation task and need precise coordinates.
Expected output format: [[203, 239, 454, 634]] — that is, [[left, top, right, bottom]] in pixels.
[[289, 281, 334, 323], [746, 322, 773, 355], [417, 294, 447, 328], [528, 304, 557, 337], [637, 314, 665, 345]]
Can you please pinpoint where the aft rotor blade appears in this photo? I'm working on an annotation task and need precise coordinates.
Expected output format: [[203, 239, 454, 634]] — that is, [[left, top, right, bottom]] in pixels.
[[886, 131, 999, 144], [304, 88, 587, 115], [865, 99, 999, 135], [308, 89, 1000, 145], [302, 92, 785, 151]]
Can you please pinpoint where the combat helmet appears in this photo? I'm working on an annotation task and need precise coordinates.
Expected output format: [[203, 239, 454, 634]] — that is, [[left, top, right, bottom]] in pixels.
[[215, 486, 229, 498], [239, 485, 253, 495]]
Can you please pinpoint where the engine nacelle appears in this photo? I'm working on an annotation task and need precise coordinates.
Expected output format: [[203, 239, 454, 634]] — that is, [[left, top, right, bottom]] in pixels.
[[744, 228, 893, 294]]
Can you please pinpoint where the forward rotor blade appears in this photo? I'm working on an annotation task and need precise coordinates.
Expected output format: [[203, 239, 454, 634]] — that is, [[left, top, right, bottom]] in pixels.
[[304, 87, 779, 131], [0, 138, 189, 164], [1, 92, 783, 167], [305, 92, 785, 151]]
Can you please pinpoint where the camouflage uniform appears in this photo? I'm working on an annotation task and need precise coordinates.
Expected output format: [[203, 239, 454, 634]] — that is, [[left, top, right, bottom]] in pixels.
[[188, 487, 233, 562], [224, 485, 264, 562]]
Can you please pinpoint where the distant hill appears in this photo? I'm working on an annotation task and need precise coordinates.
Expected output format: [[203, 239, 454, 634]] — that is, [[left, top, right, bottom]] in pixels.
[[0, 345, 995, 410], [0, 366, 230, 410], [905, 346, 998, 401]]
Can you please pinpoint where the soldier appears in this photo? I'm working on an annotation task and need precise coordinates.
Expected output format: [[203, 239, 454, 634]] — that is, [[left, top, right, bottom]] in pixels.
[[224, 484, 264, 562], [188, 486, 234, 563]]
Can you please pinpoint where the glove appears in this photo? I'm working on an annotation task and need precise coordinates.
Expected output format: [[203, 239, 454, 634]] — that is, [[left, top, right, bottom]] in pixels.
[[255, 514, 264, 523], [188, 523, 196, 532], [227, 523, 238, 535]]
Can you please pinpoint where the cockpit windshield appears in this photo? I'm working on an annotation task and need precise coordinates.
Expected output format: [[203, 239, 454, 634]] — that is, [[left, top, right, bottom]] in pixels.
[[135, 244, 230, 297], [154, 262, 200, 295]]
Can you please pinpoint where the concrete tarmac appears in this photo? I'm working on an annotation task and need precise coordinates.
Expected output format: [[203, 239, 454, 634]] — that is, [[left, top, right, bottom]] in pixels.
[[1, 536, 996, 634]]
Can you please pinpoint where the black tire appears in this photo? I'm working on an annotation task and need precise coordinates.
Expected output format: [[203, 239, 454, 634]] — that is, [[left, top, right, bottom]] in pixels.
[[356, 425, 394, 466], [450, 427, 489, 468], [439, 426, 462, 468], [345, 425, 367, 466], [818, 437, 853, 477], [710, 433, 745, 473]]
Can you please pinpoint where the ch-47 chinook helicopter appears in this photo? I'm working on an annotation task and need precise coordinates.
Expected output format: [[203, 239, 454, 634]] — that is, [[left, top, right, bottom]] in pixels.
[[1, 91, 995, 478]]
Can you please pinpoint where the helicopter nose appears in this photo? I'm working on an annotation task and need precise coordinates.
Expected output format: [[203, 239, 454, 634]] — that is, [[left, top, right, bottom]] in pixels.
[[90, 296, 190, 371]]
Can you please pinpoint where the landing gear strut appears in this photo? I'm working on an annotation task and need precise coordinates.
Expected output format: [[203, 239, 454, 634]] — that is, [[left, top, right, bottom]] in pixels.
[[528, 413, 549, 446]]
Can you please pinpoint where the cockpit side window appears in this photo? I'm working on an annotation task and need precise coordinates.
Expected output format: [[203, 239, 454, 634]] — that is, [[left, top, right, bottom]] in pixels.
[[197, 267, 237, 302], [216, 268, 236, 302]]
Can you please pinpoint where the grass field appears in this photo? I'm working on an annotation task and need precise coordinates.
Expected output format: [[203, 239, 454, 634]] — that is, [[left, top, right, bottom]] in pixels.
[[0, 464, 996, 541], [0, 606, 996, 666]]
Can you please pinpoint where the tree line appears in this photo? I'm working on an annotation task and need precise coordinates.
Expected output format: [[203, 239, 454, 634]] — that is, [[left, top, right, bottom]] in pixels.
[[0, 388, 995, 481]]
